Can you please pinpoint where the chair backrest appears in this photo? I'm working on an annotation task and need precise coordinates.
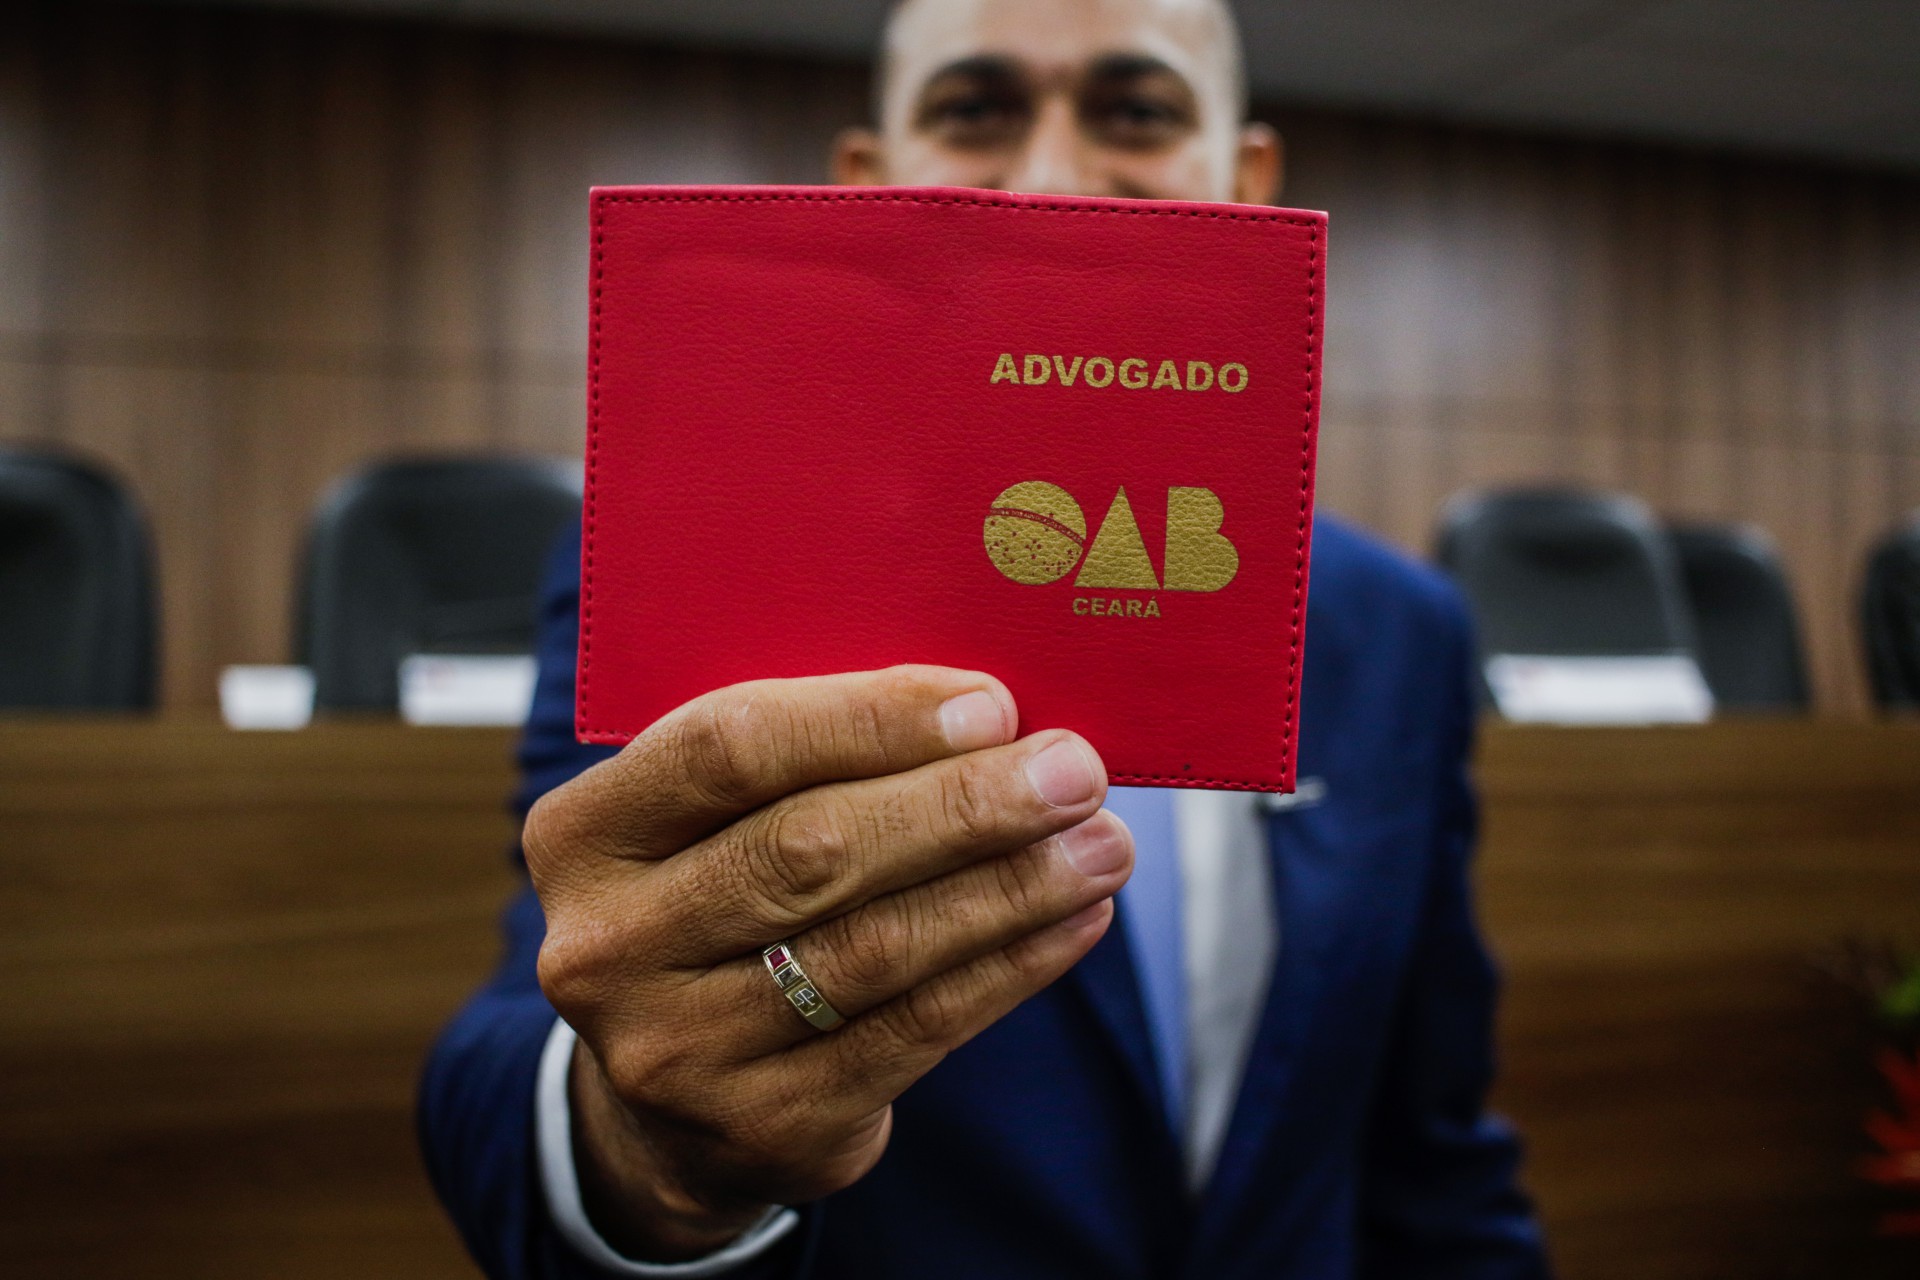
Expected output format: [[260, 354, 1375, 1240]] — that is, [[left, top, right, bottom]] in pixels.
[[1863, 514, 1920, 710], [0, 448, 156, 710], [1668, 522, 1810, 712], [1435, 487, 1697, 660], [297, 455, 582, 711]]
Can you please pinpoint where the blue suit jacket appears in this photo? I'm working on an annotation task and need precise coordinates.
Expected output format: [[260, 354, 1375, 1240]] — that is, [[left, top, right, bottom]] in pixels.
[[420, 515, 1550, 1279]]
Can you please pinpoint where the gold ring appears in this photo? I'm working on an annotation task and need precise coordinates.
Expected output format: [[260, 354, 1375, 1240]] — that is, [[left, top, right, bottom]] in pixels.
[[761, 941, 845, 1032]]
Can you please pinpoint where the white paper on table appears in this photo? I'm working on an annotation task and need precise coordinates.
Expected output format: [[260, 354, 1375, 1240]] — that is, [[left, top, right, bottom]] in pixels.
[[399, 654, 538, 727], [1484, 653, 1714, 726], [219, 665, 316, 730]]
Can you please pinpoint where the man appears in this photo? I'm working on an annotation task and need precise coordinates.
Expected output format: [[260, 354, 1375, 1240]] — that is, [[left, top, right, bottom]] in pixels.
[[420, 0, 1550, 1276]]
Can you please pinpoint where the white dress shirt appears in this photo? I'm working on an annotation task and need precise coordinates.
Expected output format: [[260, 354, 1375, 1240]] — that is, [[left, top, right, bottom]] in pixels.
[[536, 1020, 801, 1275], [535, 787, 1280, 1270], [1170, 789, 1279, 1190]]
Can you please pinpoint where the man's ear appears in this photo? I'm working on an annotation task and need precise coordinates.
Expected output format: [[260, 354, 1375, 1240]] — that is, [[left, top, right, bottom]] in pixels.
[[832, 127, 889, 186], [1233, 122, 1283, 205]]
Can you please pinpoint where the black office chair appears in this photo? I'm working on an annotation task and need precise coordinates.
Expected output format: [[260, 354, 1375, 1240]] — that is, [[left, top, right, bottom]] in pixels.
[[1668, 522, 1809, 712], [1435, 487, 1699, 673], [297, 455, 582, 711], [0, 448, 156, 710], [1863, 513, 1920, 710]]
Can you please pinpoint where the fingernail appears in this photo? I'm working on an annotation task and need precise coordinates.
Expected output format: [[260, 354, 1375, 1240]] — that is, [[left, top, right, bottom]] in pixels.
[[939, 689, 1010, 752], [1026, 738, 1099, 808], [1056, 814, 1129, 878]]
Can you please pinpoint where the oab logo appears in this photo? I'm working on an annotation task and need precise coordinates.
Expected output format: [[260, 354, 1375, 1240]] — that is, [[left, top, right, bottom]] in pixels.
[[982, 481, 1238, 619]]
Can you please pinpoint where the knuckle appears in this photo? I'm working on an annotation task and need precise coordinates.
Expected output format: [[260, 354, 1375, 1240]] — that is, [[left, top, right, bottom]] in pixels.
[[535, 928, 601, 1017], [673, 699, 763, 811], [600, 1036, 692, 1109], [796, 684, 889, 768], [1001, 926, 1067, 984], [888, 980, 968, 1050], [844, 693, 893, 762], [521, 790, 582, 879], [937, 758, 1008, 847], [926, 877, 985, 936], [750, 803, 845, 911], [830, 909, 907, 1000], [520, 795, 556, 869], [524, 759, 672, 867], [992, 844, 1055, 919]]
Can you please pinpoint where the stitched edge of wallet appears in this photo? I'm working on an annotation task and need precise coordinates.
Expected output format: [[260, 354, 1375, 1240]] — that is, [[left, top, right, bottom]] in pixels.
[[581, 188, 1323, 791]]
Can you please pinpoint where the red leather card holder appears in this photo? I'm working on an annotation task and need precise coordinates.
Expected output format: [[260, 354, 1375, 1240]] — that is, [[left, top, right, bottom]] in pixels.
[[582, 185, 1323, 791]]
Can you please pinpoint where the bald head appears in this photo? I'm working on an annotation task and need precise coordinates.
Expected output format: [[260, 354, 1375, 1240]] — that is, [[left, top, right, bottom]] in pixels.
[[833, 0, 1279, 205]]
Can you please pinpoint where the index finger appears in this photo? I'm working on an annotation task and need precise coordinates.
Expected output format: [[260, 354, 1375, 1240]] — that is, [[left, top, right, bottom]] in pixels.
[[541, 665, 1017, 862]]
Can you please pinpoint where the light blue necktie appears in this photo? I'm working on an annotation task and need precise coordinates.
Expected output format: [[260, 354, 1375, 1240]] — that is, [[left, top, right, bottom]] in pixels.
[[1104, 785, 1187, 1132]]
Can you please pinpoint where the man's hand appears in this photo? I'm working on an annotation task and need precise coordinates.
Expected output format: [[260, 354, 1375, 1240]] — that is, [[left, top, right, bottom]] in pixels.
[[522, 665, 1132, 1261]]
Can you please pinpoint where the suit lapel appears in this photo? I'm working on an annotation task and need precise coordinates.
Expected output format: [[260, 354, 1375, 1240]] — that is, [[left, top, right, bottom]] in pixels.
[[1067, 900, 1180, 1154]]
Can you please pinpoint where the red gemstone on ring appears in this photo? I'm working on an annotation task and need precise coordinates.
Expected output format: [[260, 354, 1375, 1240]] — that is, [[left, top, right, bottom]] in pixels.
[[767, 946, 791, 968]]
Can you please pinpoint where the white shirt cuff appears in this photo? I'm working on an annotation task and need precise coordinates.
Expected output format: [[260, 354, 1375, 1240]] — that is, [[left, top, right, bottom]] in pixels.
[[535, 1019, 800, 1276]]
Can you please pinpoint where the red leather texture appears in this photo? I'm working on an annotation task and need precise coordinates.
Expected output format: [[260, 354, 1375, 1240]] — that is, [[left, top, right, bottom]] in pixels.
[[581, 185, 1323, 791]]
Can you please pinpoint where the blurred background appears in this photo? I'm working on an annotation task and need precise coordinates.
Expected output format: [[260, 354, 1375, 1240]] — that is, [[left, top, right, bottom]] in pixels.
[[2, 0, 1918, 710], [2, 2, 1918, 1278]]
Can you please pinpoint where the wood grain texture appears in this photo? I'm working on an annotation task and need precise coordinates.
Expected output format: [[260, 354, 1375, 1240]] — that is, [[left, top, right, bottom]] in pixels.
[[2, 5, 1918, 712], [0, 719, 521, 1280], [3, 719, 1918, 1277], [1477, 720, 1920, 1279]]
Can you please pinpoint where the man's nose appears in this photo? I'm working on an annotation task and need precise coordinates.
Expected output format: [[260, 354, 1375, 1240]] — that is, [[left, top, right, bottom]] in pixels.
[[1003, 96, 1102, 197]]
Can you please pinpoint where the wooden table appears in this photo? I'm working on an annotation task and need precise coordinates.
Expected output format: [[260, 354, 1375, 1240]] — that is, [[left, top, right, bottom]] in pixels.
[[1477, 721, 1920, 1278], [2, 718, 1918, 1278], [0, 721, 521, 1280]]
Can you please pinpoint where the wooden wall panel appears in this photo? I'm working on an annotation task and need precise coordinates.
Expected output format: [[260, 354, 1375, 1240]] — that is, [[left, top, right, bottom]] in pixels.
[[1, 3, 1918, 711], [1284, 117, 1920, 714]]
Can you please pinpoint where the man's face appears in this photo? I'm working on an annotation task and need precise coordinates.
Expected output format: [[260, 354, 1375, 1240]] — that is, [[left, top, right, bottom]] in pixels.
[[834, 0, 1280, 205]]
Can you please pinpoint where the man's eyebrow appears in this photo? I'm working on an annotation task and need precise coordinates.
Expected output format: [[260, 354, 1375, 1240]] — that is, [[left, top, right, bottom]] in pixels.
[[1086, 53, 1189, 83], [916, 54, 1024, 91]]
